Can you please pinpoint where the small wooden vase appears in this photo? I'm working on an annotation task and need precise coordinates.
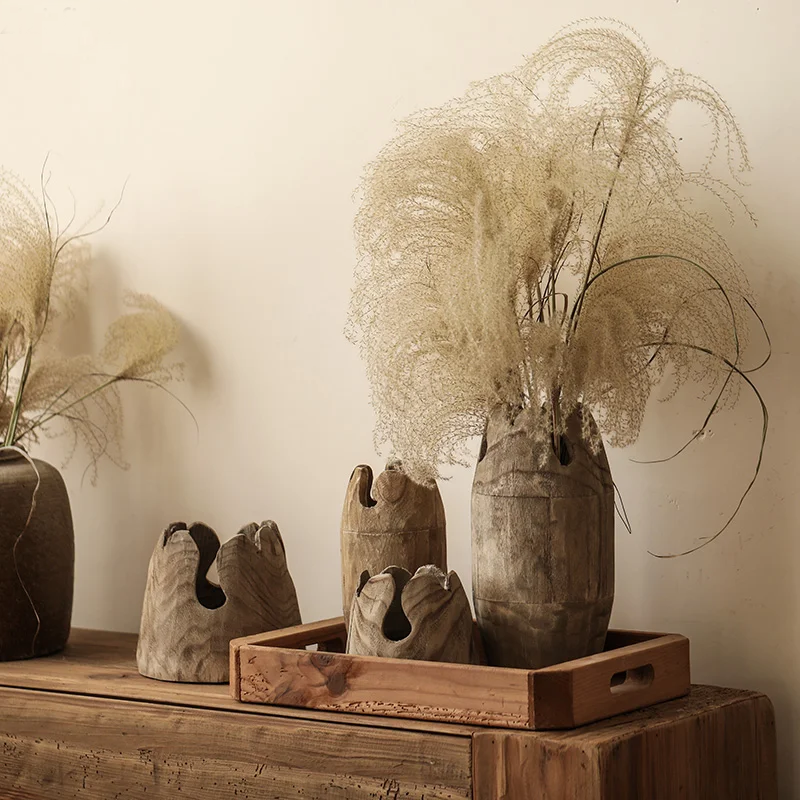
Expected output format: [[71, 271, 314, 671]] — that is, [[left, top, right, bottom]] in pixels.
[[341, 462, 446, 629], [472, 405, 614, 669], [347, 565, 475, 664], [137, 520, 301, 683]]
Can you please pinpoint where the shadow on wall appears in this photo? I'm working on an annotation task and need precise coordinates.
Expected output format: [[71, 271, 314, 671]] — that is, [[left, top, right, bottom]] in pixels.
[[51, 250, 213, 633]]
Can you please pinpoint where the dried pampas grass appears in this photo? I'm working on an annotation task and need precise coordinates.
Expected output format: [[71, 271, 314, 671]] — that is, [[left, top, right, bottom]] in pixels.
[[0, 165, 181, 480], [348, 20, 768, 553]]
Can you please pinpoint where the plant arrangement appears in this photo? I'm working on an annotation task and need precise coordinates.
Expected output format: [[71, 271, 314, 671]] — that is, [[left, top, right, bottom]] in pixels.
[[0, 166, 180, 476], [348, 20, 768, 556], [0, 163, 182, 661]]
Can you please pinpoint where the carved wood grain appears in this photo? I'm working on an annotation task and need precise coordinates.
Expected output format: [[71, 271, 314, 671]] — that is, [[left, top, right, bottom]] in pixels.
[[347, 566, 475, 664], [341, 464, 447, 627], [472, 686, 778, 799], [0, 687, 471, 799], [472, 405, 614, 669], [137, 520, 301, 683]]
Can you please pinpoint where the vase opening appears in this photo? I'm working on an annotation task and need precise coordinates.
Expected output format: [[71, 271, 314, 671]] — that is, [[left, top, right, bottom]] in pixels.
[[380, 567, 413, 642], [555, 433, 573, 466]]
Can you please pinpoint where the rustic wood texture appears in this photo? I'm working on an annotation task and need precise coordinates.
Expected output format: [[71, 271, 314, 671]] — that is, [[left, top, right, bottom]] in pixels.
[[235, 617, 531, 727], [136, 520, 301, 683], [347, 565, 475, 664], [0, 631, 777, 799], [0, 453, 74, 661], [472, 685, 778, 800], [341, 463, 447, 627], [0, 628, 473, 736], [530, 632, 690, 727], [0, 687, 472, 799], [472, 405, 615, 669], [232, 617, 689, 729]]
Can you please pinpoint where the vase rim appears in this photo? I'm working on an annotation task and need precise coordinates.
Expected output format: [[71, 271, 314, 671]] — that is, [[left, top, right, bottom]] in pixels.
[[0, 446, 29, 463]]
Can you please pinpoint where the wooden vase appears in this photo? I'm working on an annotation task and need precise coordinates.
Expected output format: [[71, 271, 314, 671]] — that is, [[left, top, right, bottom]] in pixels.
[[471, 405, 614, 669], [340, 462, 446, 629], [137, 520, 301, 683], [347, 565, 475, 664], [0, 451, 74, 661]]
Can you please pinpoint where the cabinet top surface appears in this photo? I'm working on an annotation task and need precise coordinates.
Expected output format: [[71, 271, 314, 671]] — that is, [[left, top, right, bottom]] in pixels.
[[0, 628, 767, 744], [0, 629, 476, 736]]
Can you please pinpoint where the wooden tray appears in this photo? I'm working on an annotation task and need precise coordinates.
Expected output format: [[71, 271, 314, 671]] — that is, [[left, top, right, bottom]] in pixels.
[[229, 617, 690, 730]]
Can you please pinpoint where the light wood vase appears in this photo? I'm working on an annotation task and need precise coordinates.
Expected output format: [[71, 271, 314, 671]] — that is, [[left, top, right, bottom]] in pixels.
[[0, 451, 74, 661], [137, 520, 301, 683], [347, 565, 475, 664], [341, 462, 446, 629], [471, 405, 614, 669]]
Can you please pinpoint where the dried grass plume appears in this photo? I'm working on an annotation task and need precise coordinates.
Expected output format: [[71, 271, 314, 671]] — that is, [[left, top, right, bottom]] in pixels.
[[348, 20, 768, 551], [0, 165, 181, 479]]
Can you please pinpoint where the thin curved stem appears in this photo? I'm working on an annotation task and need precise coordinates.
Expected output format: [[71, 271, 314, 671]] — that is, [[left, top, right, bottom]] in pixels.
[[635, 341, 768, 558]]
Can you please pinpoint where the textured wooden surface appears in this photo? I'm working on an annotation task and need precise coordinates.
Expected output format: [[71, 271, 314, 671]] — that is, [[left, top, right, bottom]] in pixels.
[[234, 618, 689, 730], [472, 685, 778, 799], [0, 687, 471, 799], [1, 628, 472, 735], [341, 463, 447, 627], [472, 405, 614, 668], [347, 565, 475, 663], [235, 618, 531, 726], [136, 520, 301, 682], [0, 631, 778, 799], [530, 630, 691, 727]]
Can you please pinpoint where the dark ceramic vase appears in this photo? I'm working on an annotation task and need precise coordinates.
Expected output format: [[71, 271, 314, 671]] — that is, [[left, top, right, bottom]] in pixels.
[[0, 450, 74, 661]]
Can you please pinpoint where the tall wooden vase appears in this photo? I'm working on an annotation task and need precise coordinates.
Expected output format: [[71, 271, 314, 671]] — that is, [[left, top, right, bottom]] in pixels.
[[471, 405, 614, 669], [0, 451, 74, 661], [341, 462, 446, 629]]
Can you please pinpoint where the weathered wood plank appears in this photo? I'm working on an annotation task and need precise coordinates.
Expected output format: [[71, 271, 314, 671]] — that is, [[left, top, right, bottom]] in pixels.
[[0, 629, 476, 737], [473, 732, 594, 799], [233, 617, 348, 651], [596, 691, 778, 800], [0, 686, 472, 799], [472, 685, 778, 800], [237, 640, 530, 727]]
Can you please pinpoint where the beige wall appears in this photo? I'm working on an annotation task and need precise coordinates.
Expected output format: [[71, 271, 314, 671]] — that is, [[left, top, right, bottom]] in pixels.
[[1, 0, 797, 794]]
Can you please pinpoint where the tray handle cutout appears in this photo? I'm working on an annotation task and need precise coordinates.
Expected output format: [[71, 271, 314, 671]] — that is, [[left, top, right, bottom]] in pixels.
[[610, 663, 655, 695]]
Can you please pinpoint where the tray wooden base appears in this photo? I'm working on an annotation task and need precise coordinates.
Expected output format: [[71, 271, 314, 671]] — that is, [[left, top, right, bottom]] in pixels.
[[230, 617, 690, 729]]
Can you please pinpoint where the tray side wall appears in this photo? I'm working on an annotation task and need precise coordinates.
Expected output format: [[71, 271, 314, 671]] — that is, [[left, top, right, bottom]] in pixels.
[[232, 627, 691, 732], [236, 643, 532, 728], [531, 635, 691, 728]]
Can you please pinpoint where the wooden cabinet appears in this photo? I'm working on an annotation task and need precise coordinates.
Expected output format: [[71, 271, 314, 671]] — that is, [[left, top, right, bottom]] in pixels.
[[0, 630, 777, 799]]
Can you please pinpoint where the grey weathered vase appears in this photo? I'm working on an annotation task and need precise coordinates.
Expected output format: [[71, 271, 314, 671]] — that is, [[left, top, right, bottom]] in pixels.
[[0, 451, 74, 661], [347, 565, 475, 664], [471, 405, 614, 669], [137, 520, 302, 683]]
